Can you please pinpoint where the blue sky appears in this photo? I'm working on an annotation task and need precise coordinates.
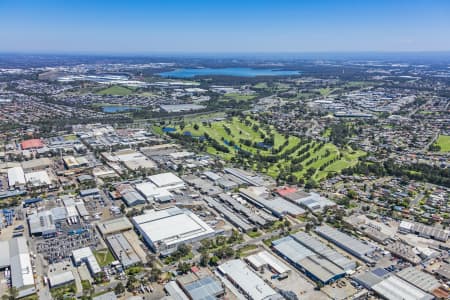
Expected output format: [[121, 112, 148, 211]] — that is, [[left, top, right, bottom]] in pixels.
[[0, 0, 449, 53]]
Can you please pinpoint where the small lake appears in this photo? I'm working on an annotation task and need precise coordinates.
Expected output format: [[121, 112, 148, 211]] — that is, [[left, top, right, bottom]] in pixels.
[[102, 105, 141, 113], [158, 67, 301, 78]]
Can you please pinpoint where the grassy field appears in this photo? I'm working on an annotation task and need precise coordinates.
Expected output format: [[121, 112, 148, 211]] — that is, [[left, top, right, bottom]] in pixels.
[[96, 85, 134, 96], [434, 135, 450, 152], [164, 116, 364, 182], [224, 93, 256, 101], [93, 249, 115, 267], [253, 82, 268, 89]]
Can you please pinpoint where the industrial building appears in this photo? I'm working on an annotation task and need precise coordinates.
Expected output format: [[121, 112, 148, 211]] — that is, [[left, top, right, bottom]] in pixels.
[[121, 189, 147, 206], [25, 170, 52, 187], [272, 236, 346, 284], [204, 196, 254, 232], [290, 231, 356, 272], [7, 166, 26, 187], [0, 237, 36, 298], [28, 210, 57, 237], [132, 207, 216, 256], [290, 192, 335, 212], [315, 225, 376, 265], [148, 172, 185, 189], [371, 275, 434, 300], [223, 167, 265, 186], [435, 263, 450, 281], [21, 138, 44, 150], [181, 276, 225, 300], [72, 247, 101, 275], [218, 259, 282, 300], [246, 250, 291, 276], [396, 267, 441, 292], [97, 216, 133, 236], [135, 181, 174, 203], [399, 220, 449, 242], [239, 186, 306, 217], [92, 291, 117, 300], [106, 233, 141, 268], [47, 271, 75, 288], [165, 281, 189, 300]]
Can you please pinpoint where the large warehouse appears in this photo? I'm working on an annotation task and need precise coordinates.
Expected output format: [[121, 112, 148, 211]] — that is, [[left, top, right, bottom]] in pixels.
[[132, 207, 215, 256], [290, 231, 356, 272], [315, 225, 376, 265], [371, 275, 434, 300], [0, 237, 36, 298], [218, 259, 282, 300], [272, 236, 346, 284], [148, 172, 185, 189]]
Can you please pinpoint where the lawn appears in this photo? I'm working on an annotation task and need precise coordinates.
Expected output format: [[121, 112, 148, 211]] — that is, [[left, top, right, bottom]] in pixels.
[[253, 82, 268, 89], [434, 135, 450, 152], [224, 93, 256, 101], [96, 85, 134, 96], [93, 249, 115, 267], [169, 116, 363, 182], [247, 230, 262, 238]]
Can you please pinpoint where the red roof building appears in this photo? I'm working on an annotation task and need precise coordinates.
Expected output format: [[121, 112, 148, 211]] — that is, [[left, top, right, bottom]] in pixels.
[[21, 139, 44, 150], [276, 186, 298, 197]]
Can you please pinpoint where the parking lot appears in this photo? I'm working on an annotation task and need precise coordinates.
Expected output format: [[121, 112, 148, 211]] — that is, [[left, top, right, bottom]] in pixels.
[[35, 223, 100, 263]]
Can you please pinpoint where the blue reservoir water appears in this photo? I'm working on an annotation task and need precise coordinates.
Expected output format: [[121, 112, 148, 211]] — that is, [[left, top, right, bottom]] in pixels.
[[158, 67, 301, 78], [102, 105, 141, 113]]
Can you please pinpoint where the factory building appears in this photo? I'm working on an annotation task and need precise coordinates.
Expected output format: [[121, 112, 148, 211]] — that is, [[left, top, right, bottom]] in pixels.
[[315, 225, 376, 265], [106, 233, 141, 268], [0, 237, 36, 298], [72, 247, 101, 275], [290, 231, 356, 272], [272, 236, 346, 284], [218, 259, 283, 300], [132, 207, 215, 256]]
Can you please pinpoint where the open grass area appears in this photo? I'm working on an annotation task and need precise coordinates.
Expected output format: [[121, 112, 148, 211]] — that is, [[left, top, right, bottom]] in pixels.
[[224, 93, 256, 101], [434, 135, 450, 152], [93, 249, 115, 267], [247, 230, 262, 238], [96, 85, 134, 96], [253, 82, 268, 89], [166, 116, 364, 182]]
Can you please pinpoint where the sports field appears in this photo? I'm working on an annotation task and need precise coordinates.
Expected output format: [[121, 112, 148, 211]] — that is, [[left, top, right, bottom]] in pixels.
[[164, 116, 364, 182], [434, 135, 450, 152]]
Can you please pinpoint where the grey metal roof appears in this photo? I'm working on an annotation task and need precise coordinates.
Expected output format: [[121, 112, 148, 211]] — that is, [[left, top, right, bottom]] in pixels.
[[122, 190, 146, 206], [92, 291, 117, 300], [28, 210, 56, 235], [315, 225, 375, 257], [272, 236, 345, 283], [51, 207, 67, 221], [184, 276, 224, 300], [165, 281, 189, 300], [272, 236, 313, 262], [372, 275, 434, 300], [291, 231, 356, 271], [106, 233, 141, 267], [396, 267, 440, 292]]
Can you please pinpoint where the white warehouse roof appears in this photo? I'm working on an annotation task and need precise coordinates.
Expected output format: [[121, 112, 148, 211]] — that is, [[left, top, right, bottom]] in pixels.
[[218, 259, 282, 300], [133, 207, 214, 252], [8, 166, 26, 186], [148, 172, 184, 188]]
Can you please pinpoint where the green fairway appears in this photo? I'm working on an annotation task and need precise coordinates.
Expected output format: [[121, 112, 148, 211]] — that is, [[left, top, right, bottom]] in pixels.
[[96, 85, 134, 96], [165, 116, 364, 182], [434, 135, 450, 152]]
